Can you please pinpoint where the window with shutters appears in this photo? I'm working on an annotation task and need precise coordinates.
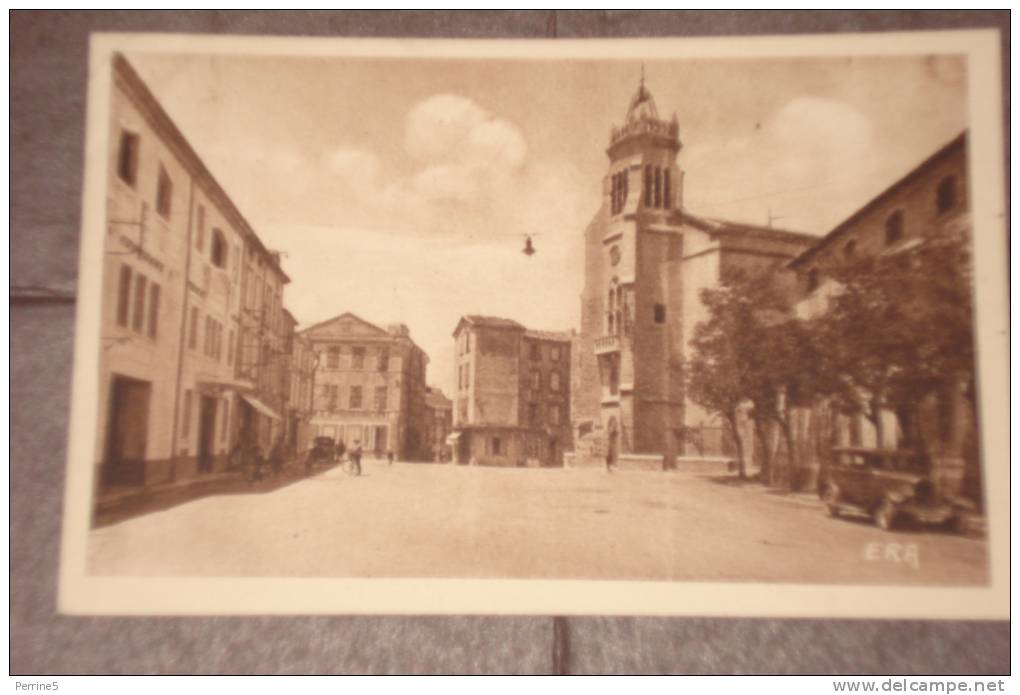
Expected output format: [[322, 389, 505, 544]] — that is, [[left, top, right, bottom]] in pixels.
[[155, 164, 173, 219], [188, 307, 199, 350], [116, 265, 132, 327], [132, 275, 147, 332], [211, 229, 228, 269], [147, 283, 160, 339], [196, 205, 206, 251], [117, 131, 140, 187]]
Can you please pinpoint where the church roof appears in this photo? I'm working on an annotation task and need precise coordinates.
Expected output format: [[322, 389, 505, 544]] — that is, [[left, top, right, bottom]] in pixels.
[[682, 212, 819, 244], [524, 329, 573, 343], [625, 79, 659, 126]]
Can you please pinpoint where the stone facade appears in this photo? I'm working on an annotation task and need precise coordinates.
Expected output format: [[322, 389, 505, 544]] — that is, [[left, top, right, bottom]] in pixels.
[[97, 53, 289, 501], [788, 132, 978, 501], [301, 313, 430, 461], [284, 309, 316, 455], [572, 79, 817, 468], [452, 316, 572, 467]]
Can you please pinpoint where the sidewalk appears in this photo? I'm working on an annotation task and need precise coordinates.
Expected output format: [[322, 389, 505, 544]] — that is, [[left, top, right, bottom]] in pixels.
[[93, 459, 339, 527]]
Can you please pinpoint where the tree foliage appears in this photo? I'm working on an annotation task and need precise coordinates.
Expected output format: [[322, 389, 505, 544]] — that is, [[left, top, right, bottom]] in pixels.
[[686, 270, 824, 481], [814, 222, 975, 451], [687, 221, 976, 486]]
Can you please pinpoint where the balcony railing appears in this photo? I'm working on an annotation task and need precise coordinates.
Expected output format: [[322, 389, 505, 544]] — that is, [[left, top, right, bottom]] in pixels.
[[593, 335, 621, 355]]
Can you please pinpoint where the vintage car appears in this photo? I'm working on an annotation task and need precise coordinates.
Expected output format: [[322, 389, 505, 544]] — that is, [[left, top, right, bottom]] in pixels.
[[306, 436, 337, 467], [821, 447, 961, 532]]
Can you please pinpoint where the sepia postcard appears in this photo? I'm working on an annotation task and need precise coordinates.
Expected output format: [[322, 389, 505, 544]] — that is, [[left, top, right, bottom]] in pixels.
[[58, 30, 1008, 618]]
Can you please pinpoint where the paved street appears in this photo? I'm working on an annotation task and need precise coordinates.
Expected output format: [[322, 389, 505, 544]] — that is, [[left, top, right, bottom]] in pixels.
[[88, 461, 989, 585]]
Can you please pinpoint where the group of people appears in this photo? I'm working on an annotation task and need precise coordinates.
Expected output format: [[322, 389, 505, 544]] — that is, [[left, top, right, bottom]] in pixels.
[[232, 434, 398, 483], [331, 440, 395, 476], [230, 436, 292, 484]]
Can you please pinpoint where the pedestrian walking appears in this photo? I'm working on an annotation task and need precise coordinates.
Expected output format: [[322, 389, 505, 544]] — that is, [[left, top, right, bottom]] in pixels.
[[349, 440, 363, 477], [387, 450, 394, 466], [335, 438, 346, 463]]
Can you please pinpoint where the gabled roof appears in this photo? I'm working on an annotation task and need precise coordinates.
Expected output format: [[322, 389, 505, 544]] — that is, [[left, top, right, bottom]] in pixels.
[[425, 387, 453, 410], [788, 131, 967, 269], [453, 315, 526, 337], [298, 311, 390, 338], [524, 329, 573, 343], [681, 212, 818, 245]]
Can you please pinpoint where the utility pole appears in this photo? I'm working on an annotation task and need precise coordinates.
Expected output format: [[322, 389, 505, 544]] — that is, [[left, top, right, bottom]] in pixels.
[[766, 207, 786, 228]]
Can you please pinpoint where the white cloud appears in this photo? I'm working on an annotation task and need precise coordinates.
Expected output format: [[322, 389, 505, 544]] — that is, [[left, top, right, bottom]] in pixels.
[[403, 93, 527, 205], [210, 93, 590, 395]]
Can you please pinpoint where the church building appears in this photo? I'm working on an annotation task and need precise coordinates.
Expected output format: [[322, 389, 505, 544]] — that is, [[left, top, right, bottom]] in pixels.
[[570, 77, 818, 468]]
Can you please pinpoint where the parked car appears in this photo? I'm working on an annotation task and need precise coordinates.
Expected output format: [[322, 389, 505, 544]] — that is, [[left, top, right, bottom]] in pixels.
[[821, 447, 961, 532], [306, 436, 337, 468]]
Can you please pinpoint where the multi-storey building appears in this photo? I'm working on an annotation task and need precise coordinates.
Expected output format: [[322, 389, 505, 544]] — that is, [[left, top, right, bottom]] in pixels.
[[97, 53, 289, 501], [234, 244, 290, 453], [423, 387, 454, 461], [283, 309, 316, 454], [451, 316, 572, 467], [571, 78, 817, 468], [300, 313, 430, 460], [788, 132, 978, 500]]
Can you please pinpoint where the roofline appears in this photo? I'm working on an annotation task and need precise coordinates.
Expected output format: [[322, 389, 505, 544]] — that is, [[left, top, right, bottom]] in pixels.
[[452, 315, 526, 337], [298, 311, 429, 361], [523, 331, 573, 344], [298, 311, 386, 336], [112, 53, 290, 284], [680, 213, 818, 243], [788, 130, 968, 269]]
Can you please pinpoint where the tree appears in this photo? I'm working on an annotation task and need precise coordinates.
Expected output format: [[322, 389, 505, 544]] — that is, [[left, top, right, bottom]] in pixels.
[[815, 222, 975, 456], [686, 269, 815, 481]]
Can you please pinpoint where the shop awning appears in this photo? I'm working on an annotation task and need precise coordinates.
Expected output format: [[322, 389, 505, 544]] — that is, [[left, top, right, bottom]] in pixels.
[[240, 393, 281, 421], [195, 377, 251, 395], [445, 432, 462, 445]]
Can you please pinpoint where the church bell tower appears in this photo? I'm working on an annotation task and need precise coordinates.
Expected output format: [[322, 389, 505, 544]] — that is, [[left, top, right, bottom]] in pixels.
[[574, 71, 688, 463]]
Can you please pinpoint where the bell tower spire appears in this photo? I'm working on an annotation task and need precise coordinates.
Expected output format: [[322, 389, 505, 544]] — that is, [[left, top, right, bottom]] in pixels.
[[605, 70, 684, 215]]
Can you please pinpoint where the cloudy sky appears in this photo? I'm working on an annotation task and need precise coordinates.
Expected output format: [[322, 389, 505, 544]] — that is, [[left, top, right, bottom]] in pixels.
[[127, 51, 967, 395]]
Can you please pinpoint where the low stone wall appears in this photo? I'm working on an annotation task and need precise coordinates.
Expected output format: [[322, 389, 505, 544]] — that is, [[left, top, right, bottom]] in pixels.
[[565, 451, 667, 471], [565, 452, 738, 473]]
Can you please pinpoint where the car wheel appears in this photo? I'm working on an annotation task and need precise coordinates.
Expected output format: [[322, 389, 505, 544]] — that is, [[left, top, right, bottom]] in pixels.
[[944, 514, 965, 534], [823, 486, 841, 517], [874, 500, 898, 531]]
